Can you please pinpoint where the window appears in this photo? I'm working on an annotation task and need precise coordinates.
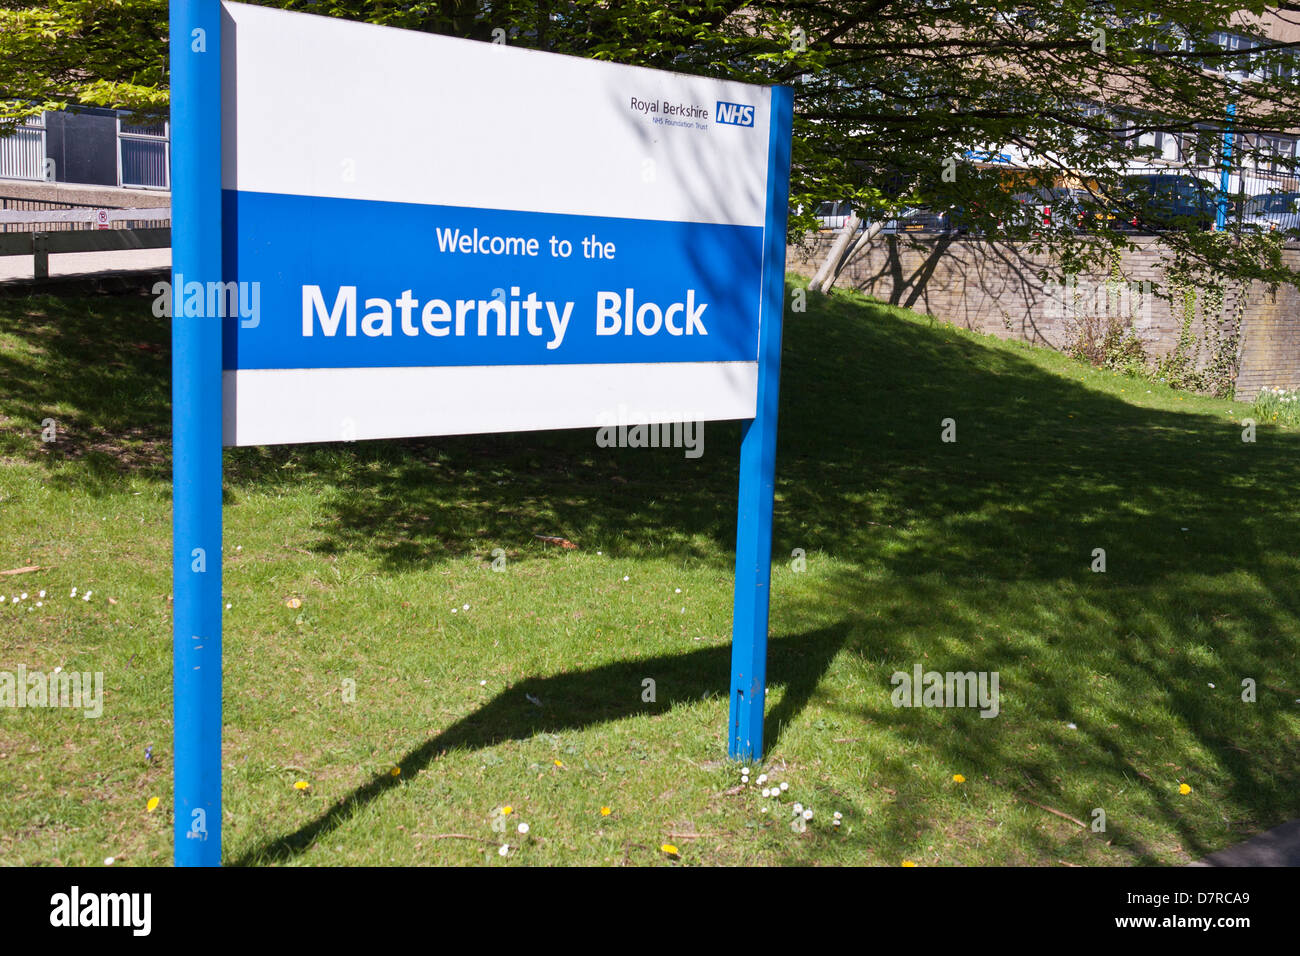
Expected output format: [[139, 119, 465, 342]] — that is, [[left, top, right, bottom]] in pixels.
[[1157, 130, 1179, 162], [1257, 134, 1297, 174], [1144, 23, 1189, 53], [1081, 104, 1135, 144], [1204, 31, 1261, 79], [1137, 126, 1179, 160], [1260, 51, 1298, 83], [1180, 126, 1219, 167], [0, 112, 47, 182], [118, 115, 169, 189]]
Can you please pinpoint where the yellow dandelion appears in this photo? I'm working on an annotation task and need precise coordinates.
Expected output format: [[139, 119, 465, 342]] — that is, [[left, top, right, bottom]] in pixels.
[[294, 780, 310, 791], [501, 805, 512, 816], [554, 759, 564, 768], [660, 843, 680, 857], [952, 773, 966, 783], [902, 860, 918, 867], [390, 766, 401, 777], [600, 806, 612, 817], [1179, 783, 1191, 795], [146, 796, 160, 813], [286, 597, 302, 609]]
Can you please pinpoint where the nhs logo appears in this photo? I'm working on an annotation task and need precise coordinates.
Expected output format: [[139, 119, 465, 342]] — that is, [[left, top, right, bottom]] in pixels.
[[715, 101, 755, 127]]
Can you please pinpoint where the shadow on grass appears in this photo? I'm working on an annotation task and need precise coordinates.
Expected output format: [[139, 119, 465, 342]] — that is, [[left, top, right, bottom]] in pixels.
[[5, 282, 1299, 586], [803, 554, 1300, 865], [4, 280, 1300, 862], [231, 622, 849, 866], [227, 285, 1300, 592], [0, 288, 170, 486]]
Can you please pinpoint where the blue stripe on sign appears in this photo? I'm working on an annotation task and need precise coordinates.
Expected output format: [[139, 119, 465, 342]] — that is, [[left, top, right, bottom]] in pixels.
[[221, 191, 763, 371]]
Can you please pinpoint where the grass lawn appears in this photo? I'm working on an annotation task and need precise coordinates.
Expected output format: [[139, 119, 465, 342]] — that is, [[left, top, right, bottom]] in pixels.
[[0, 277, 1297, 866]]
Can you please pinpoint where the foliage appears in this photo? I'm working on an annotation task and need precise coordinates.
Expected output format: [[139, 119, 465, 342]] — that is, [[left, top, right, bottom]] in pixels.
[[1253, 385, 1300, 426], [1063, 253, 1149, 376], [3, 0, 1300, 285], [1066, 311, 1149, 378], [1153, 261, 1244, 398], [0, 0, 170, 123]]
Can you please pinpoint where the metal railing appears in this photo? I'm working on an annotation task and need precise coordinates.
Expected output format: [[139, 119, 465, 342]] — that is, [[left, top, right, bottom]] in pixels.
[[815, 164, 1300, 239], [0, 225, 170, 279], [0, 116, 46, 182], [0, 199, 171, 235]]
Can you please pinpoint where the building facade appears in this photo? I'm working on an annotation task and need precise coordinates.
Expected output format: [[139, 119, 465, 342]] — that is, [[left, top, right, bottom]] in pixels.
[[0, 107, 169, 191]]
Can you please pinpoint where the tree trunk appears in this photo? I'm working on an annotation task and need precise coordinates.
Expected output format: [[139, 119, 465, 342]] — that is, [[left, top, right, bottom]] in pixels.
[[809, 214, 860, 293], [809, 216, 889, 294]]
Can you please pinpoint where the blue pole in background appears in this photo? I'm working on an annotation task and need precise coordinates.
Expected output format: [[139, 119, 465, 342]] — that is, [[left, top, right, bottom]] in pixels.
[[728, 85, 794, 761], [1217, 102, 1236, 231], [170, 0, 223, 866]]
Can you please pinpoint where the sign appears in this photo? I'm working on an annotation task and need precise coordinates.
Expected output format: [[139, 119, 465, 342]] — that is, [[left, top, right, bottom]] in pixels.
[[218, 2, 778, 446], [94, 209, 110, 229], [170, 0, 792, 866]]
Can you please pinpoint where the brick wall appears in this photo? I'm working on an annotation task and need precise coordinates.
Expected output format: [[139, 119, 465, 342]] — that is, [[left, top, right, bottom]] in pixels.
[[788, 234, 1300, 399]]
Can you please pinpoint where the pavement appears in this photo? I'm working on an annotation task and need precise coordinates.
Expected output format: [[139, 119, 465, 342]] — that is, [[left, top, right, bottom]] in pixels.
[[0, 247, 171, 283], [1191, 818, 1300, 867]]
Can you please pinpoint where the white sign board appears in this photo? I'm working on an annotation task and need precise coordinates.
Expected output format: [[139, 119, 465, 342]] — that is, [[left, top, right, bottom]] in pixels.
[[217, 2, 783, 446]]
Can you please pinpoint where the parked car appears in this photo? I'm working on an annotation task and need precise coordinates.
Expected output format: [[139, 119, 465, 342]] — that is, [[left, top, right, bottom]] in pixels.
[[815, 201, 952, 236], [1009, 187, 1122, 232], [814, 201, 865, 232], [875, 203, 1004, 236], [1116, 173, 1217, 232], [881, 203, 1000, 236], [947, 198, 1024, 236], [1237, 191, 1300, 236], [884, 207, 953, 234]]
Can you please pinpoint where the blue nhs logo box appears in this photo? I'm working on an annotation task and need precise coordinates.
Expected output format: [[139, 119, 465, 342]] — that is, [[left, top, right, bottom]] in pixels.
[[715, 101, 755, 126]]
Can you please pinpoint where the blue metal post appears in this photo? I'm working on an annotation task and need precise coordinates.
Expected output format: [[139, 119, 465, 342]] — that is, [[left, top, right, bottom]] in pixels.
[[728, 86, 794, 761], [170, 0, 224, 866], [1217, 102, 1236, 231]]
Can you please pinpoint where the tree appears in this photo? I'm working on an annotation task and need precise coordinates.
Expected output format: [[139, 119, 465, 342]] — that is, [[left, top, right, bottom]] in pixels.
[[0, 0, 170, 121], [4, 1, 1300, 286]]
